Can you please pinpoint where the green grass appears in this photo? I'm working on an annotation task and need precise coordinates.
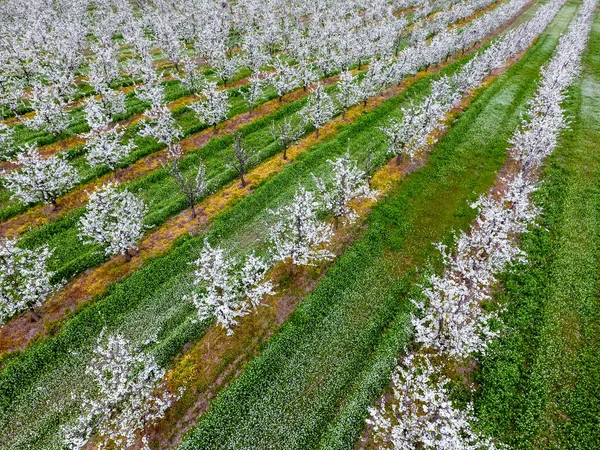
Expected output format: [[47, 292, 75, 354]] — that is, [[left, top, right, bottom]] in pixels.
[[473, 9, 600, 450], [173, 4, 578, 450]]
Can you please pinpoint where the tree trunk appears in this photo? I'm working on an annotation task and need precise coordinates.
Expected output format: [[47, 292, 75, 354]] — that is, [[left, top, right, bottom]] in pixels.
[[240, 173, 246, 187], [191, 202, 197, 219], [283, 147, 288, 160], [28, 308, 41, 322], [213, 123, 217, 133], [124, 249, 132, 262], [50, 199, 58, 211], [396, 153, 403, 166]]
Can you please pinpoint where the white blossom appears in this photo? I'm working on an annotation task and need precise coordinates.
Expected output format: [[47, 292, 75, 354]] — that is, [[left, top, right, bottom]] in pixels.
[[186, 240, 275, 335], [85, 126, 135, 174], [189, 81, 230, 130], [269, 186, 334, 266], [62, 333, 179, 450], [313, 153, 378, 226], [0, 238, 57, 324], [2, 144, 79, 207], [300, 84, 337, 137], [79, 183, 147, 259]]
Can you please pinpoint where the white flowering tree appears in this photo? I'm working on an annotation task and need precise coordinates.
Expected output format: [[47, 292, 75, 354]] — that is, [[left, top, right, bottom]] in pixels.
[[84, 97, 110, 131], [2, 144, 79, 209], [269, 186, 334, 267], [24, 84, 71, 137], [271, 59, 298, 102], [0, 122, 14, 160], [368, 353, 500, 450], [300, 84, 337, 138], [138, 104, 183, 146], [165, 143, 210, 218], [335, 71, 360, 119], [175, 57, 206, 94], [0, 238, 57, 323], [189, 81, 230, 131], [240, 72, 267, 112], [270, 116, 303, 160], [85, 126, 135, 178], [313, 153, 378, 227], [62, 333, 179, 450], [79, 183, 147, 260], [380, 100, 440, 164], [186, 240, 275, 335]]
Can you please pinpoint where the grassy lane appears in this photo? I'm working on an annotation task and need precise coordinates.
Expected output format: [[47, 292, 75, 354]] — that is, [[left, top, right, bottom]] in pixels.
[[474, 8, 600, 449], [174, 4, 577, 450]]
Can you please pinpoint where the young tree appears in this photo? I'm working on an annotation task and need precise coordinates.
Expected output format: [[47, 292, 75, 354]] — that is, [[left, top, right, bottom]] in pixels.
[[368, 353, 499, 450], [186, 240, 274, 335], [0, 122, 14, 160], [269, 186, 334, 267], [313, 153, 378, 227], [189, 81, 230, 131], [2, 144, 79, 209], [79, 183, 147, 261], [297, 60, 319, 92], [271, 59, 298, 102], [84, 97, 110, 131], [0, 238, 57, 323], [139, 104, 183, 146], [240, 72, 267, 112], [379, 101, 434, 164], [363, 144, 378, 188], [228, 133, 256, 187], [300, 84, 337, 137], [212, 53, 242, 87], [335, 70, 360, 119], [93, 82, 127, 121], [165, 143, 210, 218], [24, 85, 71, 137], [85, 126, 135, 178], [175, 57, 206, 94], [62, 333, 179, 450], [270, 116, 302, 160]]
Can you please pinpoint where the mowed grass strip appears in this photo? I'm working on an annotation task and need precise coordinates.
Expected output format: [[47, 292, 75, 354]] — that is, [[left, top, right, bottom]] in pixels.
[[474, 8, 600, 450], [174, 4, 577, 450]]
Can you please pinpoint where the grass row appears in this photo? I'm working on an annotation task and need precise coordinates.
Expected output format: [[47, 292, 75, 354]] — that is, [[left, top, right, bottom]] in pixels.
[[473, 9, 600, 449]]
